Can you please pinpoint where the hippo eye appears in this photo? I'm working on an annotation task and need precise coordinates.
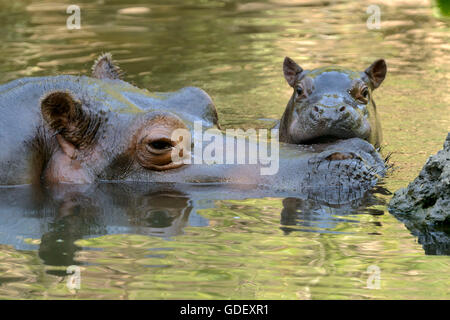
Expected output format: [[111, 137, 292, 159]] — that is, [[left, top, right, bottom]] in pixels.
[[148, 140, 173, 151], [361, 87, 369, 99], [151, 141, 172, 150], [136, 115, 188, 171], [296, 86, 304, 96]]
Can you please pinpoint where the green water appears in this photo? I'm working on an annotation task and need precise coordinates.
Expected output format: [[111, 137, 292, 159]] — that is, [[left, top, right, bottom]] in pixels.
[[0, 0, 449, 299]]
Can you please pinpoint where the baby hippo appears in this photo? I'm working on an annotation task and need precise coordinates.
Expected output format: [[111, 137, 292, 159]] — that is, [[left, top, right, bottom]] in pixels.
[[278, 57, 387, 148]]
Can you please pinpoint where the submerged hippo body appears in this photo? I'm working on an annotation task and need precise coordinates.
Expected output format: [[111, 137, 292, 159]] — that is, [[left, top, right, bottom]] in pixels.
[[279, 57, 387, 148], [0, 54, 385, 198]]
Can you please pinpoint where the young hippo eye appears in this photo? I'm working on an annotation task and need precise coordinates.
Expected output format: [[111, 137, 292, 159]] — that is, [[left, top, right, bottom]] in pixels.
[[296, 86, 304, 96], [353, 86, 369, 103], [362, 87, 369, 99]]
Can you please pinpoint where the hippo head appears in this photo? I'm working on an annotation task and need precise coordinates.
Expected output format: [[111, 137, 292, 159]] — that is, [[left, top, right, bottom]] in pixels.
[[280, 57, 387, 148], [40, 91, 189, 184]]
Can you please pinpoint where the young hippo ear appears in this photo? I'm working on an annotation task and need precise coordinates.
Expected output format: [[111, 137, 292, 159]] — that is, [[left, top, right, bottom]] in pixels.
[[91, 52, 123, 80], [364, 59, 387, 89], [283, 57, 303, 87], [41, 91, 100, 155]]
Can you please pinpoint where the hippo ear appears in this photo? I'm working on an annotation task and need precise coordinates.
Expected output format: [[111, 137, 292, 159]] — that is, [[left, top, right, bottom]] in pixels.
[[91, 52, 123, 80], [41, 91, 100, 155], [364, 59, 387, 89], [283, 57, 303, 87]]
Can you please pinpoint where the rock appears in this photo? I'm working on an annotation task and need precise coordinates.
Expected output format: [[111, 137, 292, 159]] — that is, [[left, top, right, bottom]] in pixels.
[[389, 132, 450, 255], [389, 132, 450, 225]]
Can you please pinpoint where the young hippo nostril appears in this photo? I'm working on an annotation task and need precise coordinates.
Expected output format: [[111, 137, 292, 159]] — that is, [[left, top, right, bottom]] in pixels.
[[339, 106, 346, 112], [310, 106, 322, 121]]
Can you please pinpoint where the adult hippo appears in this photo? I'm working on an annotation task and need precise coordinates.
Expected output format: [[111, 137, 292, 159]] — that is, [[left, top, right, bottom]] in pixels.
[[278, 57, 387, 148], [0, 54, 385, 199], [0, 53, 218, 185]]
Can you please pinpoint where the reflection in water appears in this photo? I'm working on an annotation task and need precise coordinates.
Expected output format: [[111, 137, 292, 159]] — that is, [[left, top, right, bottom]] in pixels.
[[280, 195, 385, 235], [0, 185, 204, 266], [38, 189, 195, 266], [414, 225, 450, 255], [389, 212, 450, 255], [1, 182, 446, 271], [0, 183, 398, 268]]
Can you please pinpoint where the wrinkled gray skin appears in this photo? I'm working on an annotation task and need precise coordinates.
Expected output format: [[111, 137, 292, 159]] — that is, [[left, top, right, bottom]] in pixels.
[[122, 137, 386, 203], [0, 54, 385, 198], [278, 57, 387, 148]]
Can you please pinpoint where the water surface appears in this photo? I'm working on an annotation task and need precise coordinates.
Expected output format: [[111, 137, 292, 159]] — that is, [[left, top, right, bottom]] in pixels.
[[0, 0, 449, 299]]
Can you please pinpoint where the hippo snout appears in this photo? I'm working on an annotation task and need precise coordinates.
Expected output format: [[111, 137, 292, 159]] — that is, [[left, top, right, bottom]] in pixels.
[[309, 105, 351, 122], [293, 102, 371, 144]]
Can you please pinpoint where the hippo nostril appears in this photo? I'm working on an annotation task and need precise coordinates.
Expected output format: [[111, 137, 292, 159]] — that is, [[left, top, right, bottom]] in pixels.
[[339, 106, 346, 112], [313, 106, 320, 113]]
